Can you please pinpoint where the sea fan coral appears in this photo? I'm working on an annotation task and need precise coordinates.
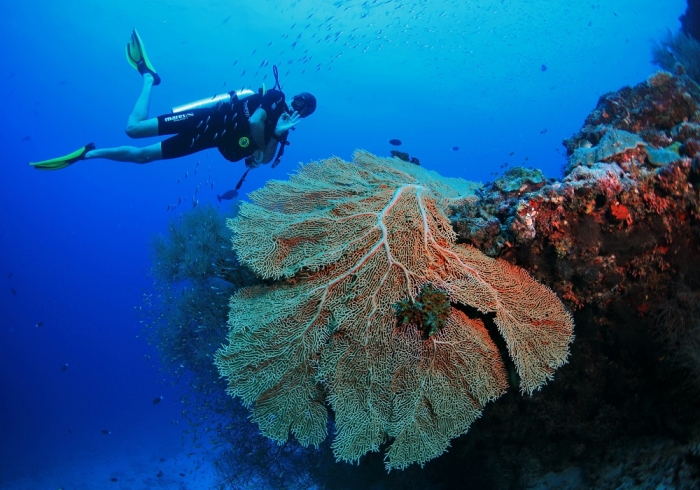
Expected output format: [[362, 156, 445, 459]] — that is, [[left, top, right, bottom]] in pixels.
[[652, 30, 700, 85], [215, 151, 574, 470]]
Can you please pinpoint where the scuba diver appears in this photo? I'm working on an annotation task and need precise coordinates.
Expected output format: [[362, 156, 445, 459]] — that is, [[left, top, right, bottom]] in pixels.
[[30, 29, 317, 173]]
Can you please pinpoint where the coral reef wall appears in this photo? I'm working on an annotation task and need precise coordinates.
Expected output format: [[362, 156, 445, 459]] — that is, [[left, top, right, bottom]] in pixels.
[[451, 71, 700, 322], [681, 0, 700, 42], [448, 71, 700, 488]]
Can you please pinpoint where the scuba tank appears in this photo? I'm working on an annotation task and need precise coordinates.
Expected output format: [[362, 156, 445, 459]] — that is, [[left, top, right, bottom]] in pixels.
[[171, 88, 256, 113]]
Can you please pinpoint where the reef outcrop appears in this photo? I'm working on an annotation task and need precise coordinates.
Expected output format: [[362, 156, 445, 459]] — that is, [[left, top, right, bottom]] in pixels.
[[451, 71, 700, 321], [447, 71, 700, 489]]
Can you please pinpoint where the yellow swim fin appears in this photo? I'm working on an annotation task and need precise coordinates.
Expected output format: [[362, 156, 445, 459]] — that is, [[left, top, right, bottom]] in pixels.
[[29, 143, 95, 171], [126, 29, 161, 85]]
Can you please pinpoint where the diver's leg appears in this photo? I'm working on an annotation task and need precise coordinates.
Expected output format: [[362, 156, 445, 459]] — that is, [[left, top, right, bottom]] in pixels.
[[84, 142, 163, 163], [125, 73, 159, 138]]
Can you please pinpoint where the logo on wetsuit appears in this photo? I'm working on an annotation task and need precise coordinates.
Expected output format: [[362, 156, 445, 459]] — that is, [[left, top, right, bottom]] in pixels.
[[163, 112, 194, 123], [238, 136, 250, 148]]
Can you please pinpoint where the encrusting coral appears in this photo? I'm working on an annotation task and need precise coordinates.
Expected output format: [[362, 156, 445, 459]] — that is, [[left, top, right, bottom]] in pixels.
[[214, 151, 574, 471], [395, 283, 451, 338]]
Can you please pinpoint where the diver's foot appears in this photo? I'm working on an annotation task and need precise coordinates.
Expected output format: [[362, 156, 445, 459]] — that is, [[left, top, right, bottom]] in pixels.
[[137, 60, 161, 85], [29, 142, 95, 170]]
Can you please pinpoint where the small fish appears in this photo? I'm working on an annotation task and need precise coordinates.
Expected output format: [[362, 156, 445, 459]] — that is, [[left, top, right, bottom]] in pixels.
[[500, 162, 509, 168], [110, 477, 118, 482], [156, 470, 163, 478], [61, 363, 68, 372], [22, 135, 31, 141], [101, 429, 111, 435], [35, 321, 43, 328], [541, 64, 547, 72], [159, 458, 165, 462], [540, 128, 547, 134], [451, 146, 459, 151], [217, 190, 238, 202], [10, 286, 16, 295], [222, 15, 231, 24], [179, 473, 185, 477], [153, 396, 164, 405], [389, 139, 402, 146], [509, 151, 515, 156]]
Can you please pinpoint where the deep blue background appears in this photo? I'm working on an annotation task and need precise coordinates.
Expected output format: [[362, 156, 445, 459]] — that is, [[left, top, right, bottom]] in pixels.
[[0, 0, 686, 484]]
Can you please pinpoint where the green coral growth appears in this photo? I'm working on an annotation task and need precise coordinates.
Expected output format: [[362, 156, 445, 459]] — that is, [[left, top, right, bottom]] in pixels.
[[395, 284, 451, 337]]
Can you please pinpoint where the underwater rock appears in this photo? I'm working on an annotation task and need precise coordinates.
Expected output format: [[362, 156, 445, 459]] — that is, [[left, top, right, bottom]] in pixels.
[[681, 0, 700, 42], [493, 166, 546, 195], [563, 71, 700, 154], [645, 146, 684, 167], [565, 129, 645, 174], [672, 121, 700, 142], [451, 71, 700, 362]]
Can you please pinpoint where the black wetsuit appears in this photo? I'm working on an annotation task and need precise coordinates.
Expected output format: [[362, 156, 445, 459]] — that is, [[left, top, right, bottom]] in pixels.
[[156, 89, 288, 161]]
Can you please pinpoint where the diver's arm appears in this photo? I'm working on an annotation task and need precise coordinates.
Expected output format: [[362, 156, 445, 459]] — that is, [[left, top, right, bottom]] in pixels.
[[261, 115, 295, 163], [261, 137, 279, 164], [249, 108, 267, 150]]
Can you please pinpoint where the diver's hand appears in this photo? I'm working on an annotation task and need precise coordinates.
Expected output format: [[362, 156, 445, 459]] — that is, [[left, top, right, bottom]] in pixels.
[[276, 111, 301, 135]]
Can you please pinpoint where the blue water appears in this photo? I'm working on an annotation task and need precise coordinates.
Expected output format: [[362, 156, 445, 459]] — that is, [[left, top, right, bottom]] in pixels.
[[0, 0, 686, 488]]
